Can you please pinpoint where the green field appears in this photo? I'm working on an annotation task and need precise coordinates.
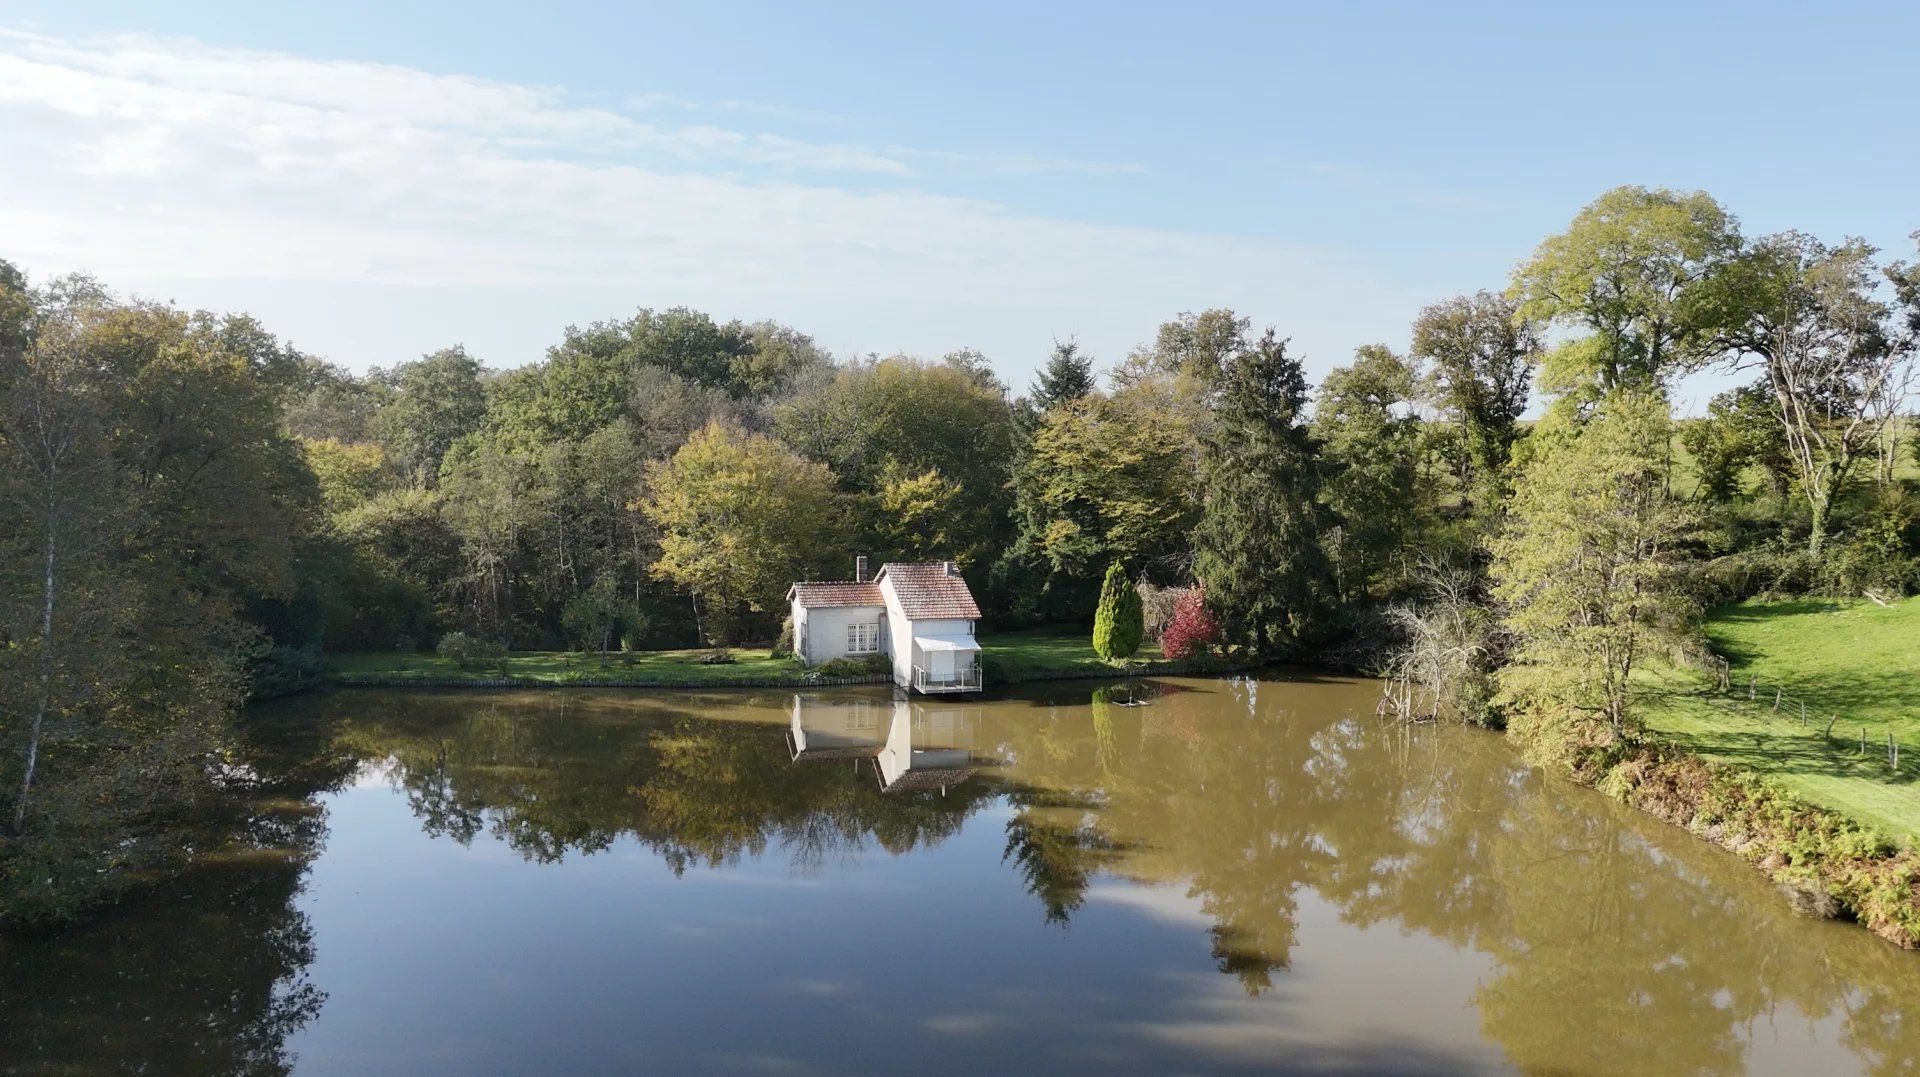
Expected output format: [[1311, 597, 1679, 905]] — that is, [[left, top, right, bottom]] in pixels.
[[329, 646, 812, 685], [1663, 417, 1919, 502], [329, 626, 1167, 687], [977, 626, 1165, 679], [1642, 597, 1920, 840]]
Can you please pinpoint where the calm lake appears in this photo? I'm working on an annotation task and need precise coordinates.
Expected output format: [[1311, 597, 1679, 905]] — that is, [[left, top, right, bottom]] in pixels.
[[5, 674, 1920, 1074]]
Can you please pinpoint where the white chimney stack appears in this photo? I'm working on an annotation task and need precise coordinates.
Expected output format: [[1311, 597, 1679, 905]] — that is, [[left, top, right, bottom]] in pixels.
[[855, 555, 869, 582]]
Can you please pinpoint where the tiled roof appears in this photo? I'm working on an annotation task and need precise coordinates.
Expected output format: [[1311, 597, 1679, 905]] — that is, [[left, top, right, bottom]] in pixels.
[[879, 765, 977, 794], [790, 581, 885, 608], [876, 563, 982, 620]]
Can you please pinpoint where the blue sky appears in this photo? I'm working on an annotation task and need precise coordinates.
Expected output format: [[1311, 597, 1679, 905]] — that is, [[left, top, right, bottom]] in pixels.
[[2, 1, 1915, 399]]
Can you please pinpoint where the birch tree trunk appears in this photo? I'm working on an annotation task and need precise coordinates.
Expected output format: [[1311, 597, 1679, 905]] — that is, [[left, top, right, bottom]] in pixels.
[[13, 513, 55, 832]]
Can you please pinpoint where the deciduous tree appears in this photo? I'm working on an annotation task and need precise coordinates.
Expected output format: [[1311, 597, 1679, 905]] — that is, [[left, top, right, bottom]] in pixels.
[[1314, 344, 1426, 601], [1510, 186, 1740, 397], [1019, 383, 1199, 584], [376, 346, 488, 484], [1410, 291, 1538, 507], [640, 422, 838, 644], [1698, 232, 1916, 553], [1492, 390, 1698, 753]]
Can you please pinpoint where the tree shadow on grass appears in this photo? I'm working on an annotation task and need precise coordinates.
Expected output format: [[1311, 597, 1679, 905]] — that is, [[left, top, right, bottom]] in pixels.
[[1639, 681, 1920, 792], [1683, 648, 1920, 728], [1709, 599, 1849, 625]]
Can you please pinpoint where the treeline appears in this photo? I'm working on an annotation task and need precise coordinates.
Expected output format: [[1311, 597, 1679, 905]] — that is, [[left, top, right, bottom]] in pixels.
[[4, 184, 1919, 923], [272, 297, 1549, 656]]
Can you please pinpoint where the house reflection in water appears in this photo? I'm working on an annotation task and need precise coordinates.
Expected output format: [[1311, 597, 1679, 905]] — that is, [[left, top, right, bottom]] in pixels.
[[787, 694, 988, 794]]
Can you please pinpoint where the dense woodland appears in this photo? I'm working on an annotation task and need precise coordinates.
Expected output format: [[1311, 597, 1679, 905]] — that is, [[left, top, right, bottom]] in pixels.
[[3, 184, 1918, 922]]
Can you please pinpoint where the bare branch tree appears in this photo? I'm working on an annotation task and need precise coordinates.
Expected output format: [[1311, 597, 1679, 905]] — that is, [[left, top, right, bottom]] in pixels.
[[1704, 232, 1913, 554]]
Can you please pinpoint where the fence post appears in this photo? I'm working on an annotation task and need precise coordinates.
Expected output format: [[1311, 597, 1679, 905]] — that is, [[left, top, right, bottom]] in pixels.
[[1799, 701, 1806, 726], [1749, 675, 1756, 700], [1772, 688, 1781, 715]]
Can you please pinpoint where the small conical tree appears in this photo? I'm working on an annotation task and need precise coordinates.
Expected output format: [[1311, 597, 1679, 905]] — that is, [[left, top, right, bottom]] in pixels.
[[1091, 561, 1144, 664]]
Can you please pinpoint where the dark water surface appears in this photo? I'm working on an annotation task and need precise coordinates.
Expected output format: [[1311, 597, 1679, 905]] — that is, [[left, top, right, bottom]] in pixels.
[[6, 675, 1920, 1075]]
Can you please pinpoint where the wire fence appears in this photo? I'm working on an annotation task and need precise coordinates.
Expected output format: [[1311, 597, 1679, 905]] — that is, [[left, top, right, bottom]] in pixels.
[[1693, 655, 1910, 778], [1374, 656, 1912, 779]]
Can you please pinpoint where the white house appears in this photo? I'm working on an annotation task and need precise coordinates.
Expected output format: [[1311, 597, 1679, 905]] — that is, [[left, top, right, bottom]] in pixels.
[[786, 557, 983, 693]]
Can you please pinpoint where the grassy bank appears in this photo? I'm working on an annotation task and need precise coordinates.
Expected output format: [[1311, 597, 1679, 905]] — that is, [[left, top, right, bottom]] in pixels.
[[1641, 597, 1920, 841], [328, 627, 1204, 688], [1594, 596, 1920, 948], [329, 646, 822, 687], [1598, 746, 1920, 948]]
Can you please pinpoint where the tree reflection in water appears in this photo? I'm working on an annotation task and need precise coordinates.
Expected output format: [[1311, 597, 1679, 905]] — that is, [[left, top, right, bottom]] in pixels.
[[972, 677, 1920, 1075], [340, 691, 999, 874], [0, 707, 359, 1074], [5, 679, 1920, 1075]]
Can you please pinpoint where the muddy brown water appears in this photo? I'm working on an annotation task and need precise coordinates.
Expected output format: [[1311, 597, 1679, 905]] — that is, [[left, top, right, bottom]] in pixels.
[[4, 674, 1918, 1074]]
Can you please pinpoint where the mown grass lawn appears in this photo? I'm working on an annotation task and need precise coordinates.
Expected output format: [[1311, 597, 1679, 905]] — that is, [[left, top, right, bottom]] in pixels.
[[330, 626, 1166, 686], [1641, 596, 1920, 841], [977, 625, 1163, 679], [329, 646, 809, 685]]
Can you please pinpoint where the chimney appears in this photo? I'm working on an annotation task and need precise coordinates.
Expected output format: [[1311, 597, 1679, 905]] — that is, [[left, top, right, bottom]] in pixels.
[[944, 560, 959, 578], [855, 555, 869, 583]]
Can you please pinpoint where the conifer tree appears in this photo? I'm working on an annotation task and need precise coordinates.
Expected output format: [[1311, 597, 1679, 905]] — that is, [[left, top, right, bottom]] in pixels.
[[1192, 330, 1329, 656], [1091, 561, 1143, 663], [1030, 339, 1095, 412]]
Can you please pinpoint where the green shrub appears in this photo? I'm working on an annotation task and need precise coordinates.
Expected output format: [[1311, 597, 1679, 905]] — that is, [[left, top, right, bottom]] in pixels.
[[1817, 494, 1919, 597], [246, 642, 327, 700], [771, 616, 795, 658], [1596, 745, 1920, 947], [816, 654, 890, 677], [436, 631, 506, 669], [561, 579, 648, 652]]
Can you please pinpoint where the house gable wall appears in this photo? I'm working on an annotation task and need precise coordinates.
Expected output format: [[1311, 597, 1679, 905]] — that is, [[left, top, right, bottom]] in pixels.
[[792, 601, 887, 666], [880, 583, 915, 687]]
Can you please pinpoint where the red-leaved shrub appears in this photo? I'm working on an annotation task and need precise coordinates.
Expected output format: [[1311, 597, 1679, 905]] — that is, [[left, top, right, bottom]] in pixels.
[[1160, 586, 1221, 660]]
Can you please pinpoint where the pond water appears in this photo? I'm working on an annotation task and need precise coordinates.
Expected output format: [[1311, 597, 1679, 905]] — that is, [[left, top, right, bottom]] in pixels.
[[5, 674, 1920, 1074]]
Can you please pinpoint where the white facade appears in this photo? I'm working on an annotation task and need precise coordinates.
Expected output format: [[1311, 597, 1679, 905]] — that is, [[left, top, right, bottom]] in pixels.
[[792, 603, 887, 666], [788, 563, 981, 694]]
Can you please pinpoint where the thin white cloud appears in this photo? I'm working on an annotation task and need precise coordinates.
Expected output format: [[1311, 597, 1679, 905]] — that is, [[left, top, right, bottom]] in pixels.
[[0, 28, 1416, 376], [0, 28, 910, 173], [894, 145, 1148, 177]]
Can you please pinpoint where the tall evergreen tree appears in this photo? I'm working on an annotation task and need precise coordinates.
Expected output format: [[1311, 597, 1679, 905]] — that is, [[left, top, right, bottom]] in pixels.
[[1193, 331, 1329, 656], [1030, 339, 1096, 412], [1091, 561, 1143, 663]]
